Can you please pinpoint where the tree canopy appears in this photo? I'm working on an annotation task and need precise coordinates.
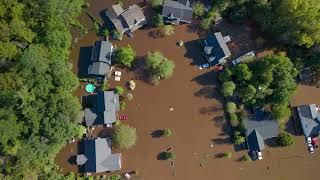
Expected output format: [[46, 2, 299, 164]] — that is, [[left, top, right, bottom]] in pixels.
[[113, 123, 137, 149], [145, 51, 175, 79], [0, 0, 85, 178], [116, 45, 136, 68]]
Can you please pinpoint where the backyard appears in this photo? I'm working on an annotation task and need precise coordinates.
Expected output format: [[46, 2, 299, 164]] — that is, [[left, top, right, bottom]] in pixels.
[[55, 0, 320, 179]]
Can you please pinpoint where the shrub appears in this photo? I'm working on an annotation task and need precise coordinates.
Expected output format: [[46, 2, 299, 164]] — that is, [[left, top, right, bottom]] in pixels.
[[102, 28, 109, 37], [112, 30, 123, 40], [226, 102, 237, 113], [145, 52, 175, 79], [152, 14, 164, 27], [219, 68, 232, 82], [115, 86, 125, 96], [193, 2, 205, 18], [113, 124, 137, 149], [149, 75, 160, 86], [150, 0, 163, 8], [164, 152, 176, 161], [162, 128, 172, 137], [126, 93, 133, 101], [242, 154, 251, 162], [161, 25, 174, 36], [229, 113, 239, 127], [116, 45, 136, 67], [120, 101, 126, 111], [93, 21, 100, 33], [102, 81, 109, 91], [223, 152, 232, 158], [276, 132, 294, 146], [108, 174, 121, 180], [233, 131, 245, 145], [238, 119, 246, 132], [221, 81, 236, 97]]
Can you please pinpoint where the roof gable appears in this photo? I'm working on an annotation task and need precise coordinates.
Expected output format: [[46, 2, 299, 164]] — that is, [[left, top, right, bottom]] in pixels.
[[298, 104, 320, 137], [203, 32, 231, 65], [162, 0, 193, 23]]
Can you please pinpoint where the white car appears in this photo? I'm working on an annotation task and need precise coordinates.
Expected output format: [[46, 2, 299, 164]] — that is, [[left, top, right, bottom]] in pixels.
[[308, 143, 314, 153], [232, 51, 255, 66], [199, 63, 210, 70], [257, 151, 263, 160]]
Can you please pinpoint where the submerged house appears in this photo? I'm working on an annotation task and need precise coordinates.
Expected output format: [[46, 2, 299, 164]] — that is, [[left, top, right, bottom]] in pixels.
[[162, 0, 193, 25], [202, 32, 231, 66], [84, 91, 120, 127], [245, 108, 279, 152], [297, 104, 320, 138], [76, 138, 121, 173], [88, 40, 113, 77], [106, 4, 147, 36]]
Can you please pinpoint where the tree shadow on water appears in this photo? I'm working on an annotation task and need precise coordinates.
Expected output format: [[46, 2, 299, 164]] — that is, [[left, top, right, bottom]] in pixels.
[[157, 152, 168, 160], [150, 129, 163, 138], [77, 46, 92, 78]]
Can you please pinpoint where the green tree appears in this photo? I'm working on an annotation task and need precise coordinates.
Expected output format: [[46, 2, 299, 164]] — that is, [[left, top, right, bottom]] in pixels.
[[164, 151, 176, 161], [145, 51, 175, 79], [233, 131, 245, 145], [161, 25, 174, 36], [113, 124, 137, 149], [200, 18, 213, 30], [162, 128, 172, 137], [0, 42, 18, 60], [150, 0, 163, 8], [232, 64, 252, 82], [276, 132, 294, 146], [108, 174, 121, 180], [193, 2, 205, 18], [229, 113, 239, 127], [226, 102, 237, 113], [221, 81, 236, 97], [102, 28, 109, 37], [115, 86, 125, 96], [152, 14, 164, 27], [219, 68, 232, 82], [239, 85, 256, 104], [116, 45, 136, 68], [223, 152, 232, 158], [271, 103, 291, 122]]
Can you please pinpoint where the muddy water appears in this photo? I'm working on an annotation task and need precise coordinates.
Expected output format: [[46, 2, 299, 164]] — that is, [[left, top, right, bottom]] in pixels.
[[56, 0, 320, 179]]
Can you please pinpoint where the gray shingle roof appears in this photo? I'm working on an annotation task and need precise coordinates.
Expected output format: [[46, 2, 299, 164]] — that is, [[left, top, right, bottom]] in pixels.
[[162, 0, 193, 24], [106, 4, 146, 34], [245, 108, 279, 152], [88, 62, 109, 76], [82, 138, 121, 173], [84, 91, 120, 126], [203, 32, 231, 66], [246, 129, 265, 151], [297, 104, 320, 138], [91, 40, 113, 64]]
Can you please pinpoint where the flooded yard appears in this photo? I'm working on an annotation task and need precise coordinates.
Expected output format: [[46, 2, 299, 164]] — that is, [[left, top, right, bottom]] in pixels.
[[56, 0, 320, 179]]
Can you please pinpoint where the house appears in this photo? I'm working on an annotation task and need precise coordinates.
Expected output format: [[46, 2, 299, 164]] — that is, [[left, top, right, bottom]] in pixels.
[[162, 0, 193, 25], [245, 108, 279, 152], [202, 32, 231, 66], [297, 104, 320, 138], [84, 91, 120, 127], [105, 4, 147, 35], [76, 138, 121, 173], [88, 40, 113, 77]]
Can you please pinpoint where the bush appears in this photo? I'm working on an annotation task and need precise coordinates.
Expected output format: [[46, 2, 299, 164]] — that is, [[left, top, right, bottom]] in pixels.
[[229, 113, 239, 127], [276, 132, 294, 146], [226, 102, 237, 113], [221, 81, 236, 97], [242, 154, 251, 162], [94, 21, 100, 33], [120, 101, 126, 111], [113, 124, 137, 149], [152, 14, 164, 27], [161, 25, 174, 36], [219, 68, 232, 82], [238, 119, 246, 132], [149, 75, 160, 86], [108, 174, 121, 180], [162, 128, 172, 137], [150, 0, 163, 8], [126, 93, 133, 101], [223, 152, 232, 158], [193, 2, 205, 18], [164, 152, 176, 161], [112, 30, 123, 40], [233, 131, 245, 145], [102, 81, 109, 91], [116, 45, 136, 67], [102, 28, 109, 37], [115, 86, 125, 96]]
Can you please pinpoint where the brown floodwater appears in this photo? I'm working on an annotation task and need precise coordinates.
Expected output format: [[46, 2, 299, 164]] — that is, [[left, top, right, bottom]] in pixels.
[[56, 0, 320, 179]]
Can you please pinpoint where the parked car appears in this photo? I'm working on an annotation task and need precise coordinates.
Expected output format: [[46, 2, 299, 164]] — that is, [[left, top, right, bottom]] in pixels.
[[257, 151, 263, 160], [308, 143, 314, 153], [312, 137, 318, 148], [199, 63, 210, 70]]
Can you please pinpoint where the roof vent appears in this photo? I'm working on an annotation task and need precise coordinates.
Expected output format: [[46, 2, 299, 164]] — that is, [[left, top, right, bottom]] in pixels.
[[223, 35, 231, 43]]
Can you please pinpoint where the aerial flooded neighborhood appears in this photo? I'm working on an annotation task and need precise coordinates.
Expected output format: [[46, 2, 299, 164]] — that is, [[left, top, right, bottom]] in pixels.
[[1, 0, 320, 180]]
